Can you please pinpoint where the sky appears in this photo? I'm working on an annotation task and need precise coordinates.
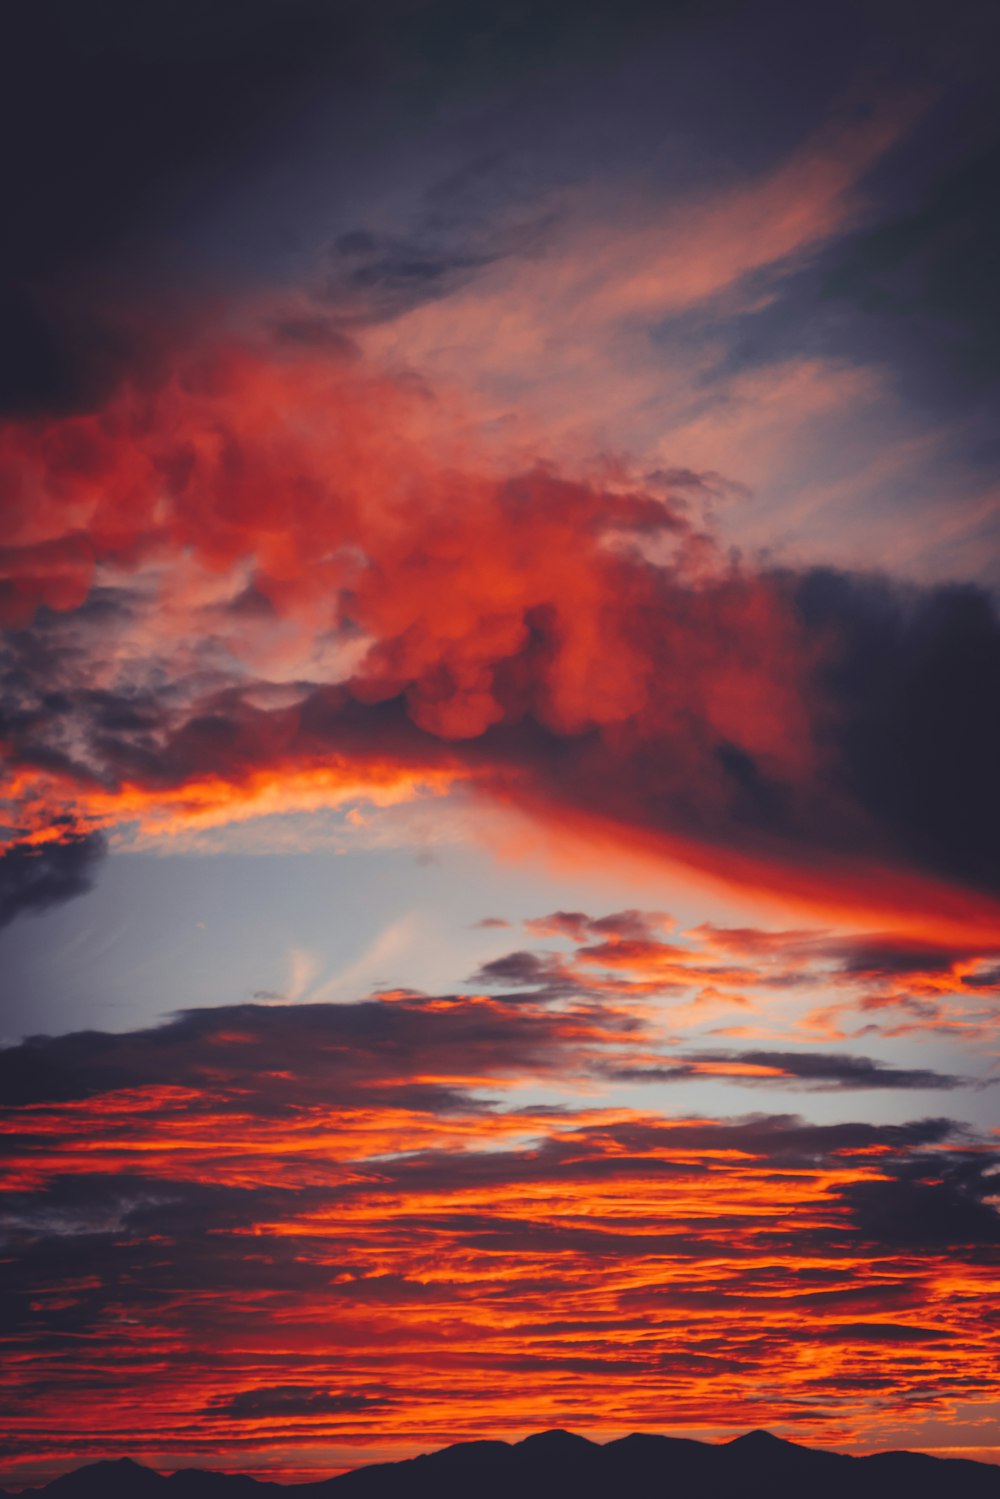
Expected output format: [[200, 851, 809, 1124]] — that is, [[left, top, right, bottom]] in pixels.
[[1, 0, 999, 1485]]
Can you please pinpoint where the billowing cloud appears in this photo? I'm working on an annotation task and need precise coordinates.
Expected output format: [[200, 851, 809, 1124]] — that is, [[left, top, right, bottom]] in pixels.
[[1, 325, 999, 945]]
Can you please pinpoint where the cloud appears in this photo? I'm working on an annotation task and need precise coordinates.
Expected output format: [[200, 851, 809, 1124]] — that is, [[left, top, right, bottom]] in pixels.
[[0, 3, 996, 952], [793, 568, 1000, 898], [824, 140, 1000, 388], [471, 950, 579, 998], [0, 990, 628, 1113], [0, 0, 418, 416], [3, 333, 999, 940], [209, 1387, 389, 1420], [0, 0, 700, 421], [525, 910, 671, 943], [602, 1050, 965, 1091], [1, 1001, 998, 1477], [464, 912, 1000, 1049], [0, 830, 107, 930], [837, 1155, 1000, 1248]]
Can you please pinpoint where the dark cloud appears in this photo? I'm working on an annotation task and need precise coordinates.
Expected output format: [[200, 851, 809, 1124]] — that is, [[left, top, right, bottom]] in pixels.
[[835, 1152, 1000, 1248], [831, 940, 969, 978], [209, 1387, 388, 1419], [525, 910, 669, 943], [682, 1049, 963, 1091], [325, 235, 501, 324], [0, 831, 107, 931], [0, 0, 396, 414], [0, 0, 684, 416], [963, 966, 1000, 990], [0, 991, 618, 1110], [432, 565, 1000, 907], [824, 140, 1000, 389], [791, 569, 1000, 895], [470, 950, 576, 998], [807, 1322, 953, 1343]]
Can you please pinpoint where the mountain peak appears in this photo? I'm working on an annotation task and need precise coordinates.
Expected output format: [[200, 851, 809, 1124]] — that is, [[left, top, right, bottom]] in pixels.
[[56, 1460, 154, 1476], [728, 1429, 796, 1449], [44, 1460, 162, 1498], [516, 1430, 596, 1453]]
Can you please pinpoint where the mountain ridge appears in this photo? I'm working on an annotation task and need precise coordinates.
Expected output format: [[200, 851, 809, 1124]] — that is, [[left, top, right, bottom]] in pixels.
[[5, 1428, 999, 1499]]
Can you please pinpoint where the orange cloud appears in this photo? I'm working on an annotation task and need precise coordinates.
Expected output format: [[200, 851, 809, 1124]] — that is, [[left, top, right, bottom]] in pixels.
[[1, 996, 997, 1484]]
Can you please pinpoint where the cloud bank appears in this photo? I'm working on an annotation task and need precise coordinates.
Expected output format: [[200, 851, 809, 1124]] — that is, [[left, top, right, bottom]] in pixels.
[[1, 990, 997, 1480]]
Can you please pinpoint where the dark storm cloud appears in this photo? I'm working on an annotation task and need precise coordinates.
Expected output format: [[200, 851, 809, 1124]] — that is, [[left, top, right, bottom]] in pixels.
[[0, 1174, 351, 1345], [0, 0, 993, 481], [0, 831, 107, 931], [0, 604, 172, 791]]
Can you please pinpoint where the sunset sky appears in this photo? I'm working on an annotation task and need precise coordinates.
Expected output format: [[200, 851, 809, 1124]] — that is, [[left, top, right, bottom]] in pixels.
[[2, 0, 999, 1486]]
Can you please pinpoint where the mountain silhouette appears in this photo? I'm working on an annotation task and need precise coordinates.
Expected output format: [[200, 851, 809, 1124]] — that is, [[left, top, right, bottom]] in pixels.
[[5, 1430, 999, 1499]]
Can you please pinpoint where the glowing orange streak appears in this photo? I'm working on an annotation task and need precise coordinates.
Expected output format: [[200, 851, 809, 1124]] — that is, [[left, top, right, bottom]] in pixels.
[[1, 761, 462, 853]]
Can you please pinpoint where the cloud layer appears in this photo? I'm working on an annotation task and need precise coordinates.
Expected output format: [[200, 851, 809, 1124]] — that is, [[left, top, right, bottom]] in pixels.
[[1, 985, 998, 1482]]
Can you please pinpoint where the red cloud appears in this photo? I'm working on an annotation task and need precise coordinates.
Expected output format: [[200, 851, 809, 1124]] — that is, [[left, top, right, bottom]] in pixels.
[[2, 325, 999, 940]]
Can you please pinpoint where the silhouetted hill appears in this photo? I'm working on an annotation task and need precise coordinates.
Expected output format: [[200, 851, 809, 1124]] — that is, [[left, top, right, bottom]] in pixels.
[[5, 1429, 999, 1499]]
